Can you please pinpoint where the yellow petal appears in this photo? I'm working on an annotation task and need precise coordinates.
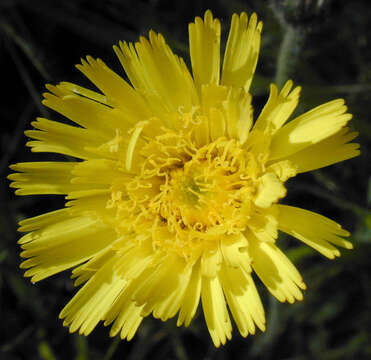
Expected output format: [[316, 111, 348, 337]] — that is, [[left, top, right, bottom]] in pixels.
[[201, 248, 222, 277], [277, 204, 353, 259], [18, 208, 71, 233], [220, 264, 265, 337], [66, 191, 115, 224], [126, 121, 148, 171], [9, 162, 77, 195], [223, 88, 253, 143], [196, 83, 229, 144], [269, 99, 352, 161], [105, 288, 144, 341], [113, 240, 153, 280], [279, 127, 360, 173], [20, 216, 117, 282], [57, 81, 109, 105], [177, 260, 202, 327], [131, 254, 188, 319], [25, 117, 103, 160], [60, 255, 127, 336], [52, 81, 154, 135], [44, 88, 120, 135], [71, 159, 131, 186], [266, 160, 298, 181], [249, 237, 306, 303], [201, 275, 232, 347], [114, 32, 198, 117], [253, 80, 301, 134], [221, 12, 262, 93], [254, 172, 286, 208], [243, 128, 271, 164], [76, 56, 150, 116], [150, 265, 192, 321], [83, 126, 145, 163], [220, 233, 251, 271], [248, 207, 279, 242], [208, 108, 226, 141], [71, 247, 116, 286], [19, 214, 95, 250], [189, 10, 221, 90]]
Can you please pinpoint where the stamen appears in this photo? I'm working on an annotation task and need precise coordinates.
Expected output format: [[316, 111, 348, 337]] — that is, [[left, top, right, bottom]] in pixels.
[[111, 114, 277, 260]]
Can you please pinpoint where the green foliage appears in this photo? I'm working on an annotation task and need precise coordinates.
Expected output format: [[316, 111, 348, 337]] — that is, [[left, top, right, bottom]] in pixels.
[[0, 0, 370, 359]]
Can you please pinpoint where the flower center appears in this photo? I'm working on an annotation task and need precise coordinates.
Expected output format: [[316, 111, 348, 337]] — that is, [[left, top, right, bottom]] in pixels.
[[110, 126, 264, 260], [163, 152, 249, 231]]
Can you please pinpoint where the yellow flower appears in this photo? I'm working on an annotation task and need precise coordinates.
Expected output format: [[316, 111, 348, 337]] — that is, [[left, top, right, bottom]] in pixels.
[[9, 11, 359, 347]]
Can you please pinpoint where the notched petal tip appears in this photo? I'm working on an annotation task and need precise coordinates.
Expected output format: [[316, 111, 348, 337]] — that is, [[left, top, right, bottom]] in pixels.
[[204, 9, 213, 20], [45, 83, 58, 95], [86, 55, 96, 65]]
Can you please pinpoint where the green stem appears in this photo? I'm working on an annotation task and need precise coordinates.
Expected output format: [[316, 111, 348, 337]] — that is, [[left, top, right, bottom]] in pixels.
[[275, 25, 305, 88]]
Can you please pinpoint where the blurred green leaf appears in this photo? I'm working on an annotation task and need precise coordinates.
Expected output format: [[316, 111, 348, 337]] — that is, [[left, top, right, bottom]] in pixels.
[[0, 250, 8, 264], [74, 335, 88, 360], [38, 340, 57, 360]]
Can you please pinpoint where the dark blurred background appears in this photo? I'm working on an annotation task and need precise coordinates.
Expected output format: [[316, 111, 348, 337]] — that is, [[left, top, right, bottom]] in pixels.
[[1, 0, 370, 359]]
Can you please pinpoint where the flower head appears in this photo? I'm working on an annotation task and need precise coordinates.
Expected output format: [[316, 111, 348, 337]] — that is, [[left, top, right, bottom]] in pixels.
[[9, 10, 359, 347]]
